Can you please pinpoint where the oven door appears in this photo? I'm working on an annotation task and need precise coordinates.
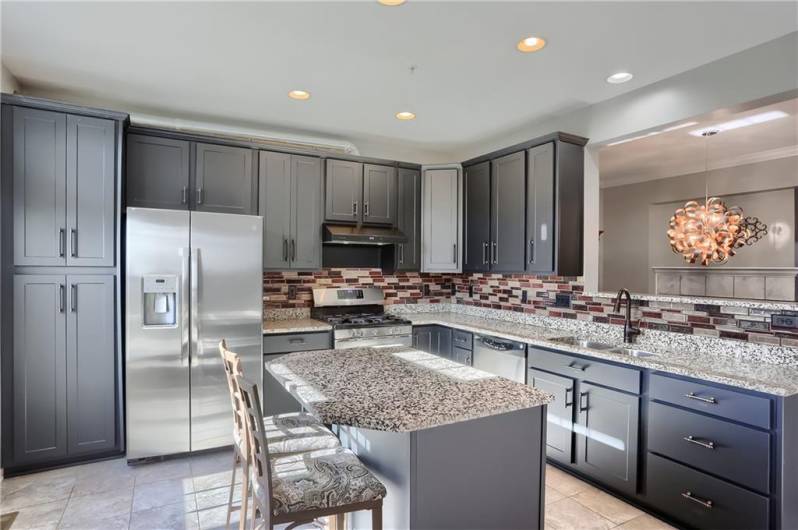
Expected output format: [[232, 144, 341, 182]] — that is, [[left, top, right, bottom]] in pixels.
[[334, 334, 413, 350]]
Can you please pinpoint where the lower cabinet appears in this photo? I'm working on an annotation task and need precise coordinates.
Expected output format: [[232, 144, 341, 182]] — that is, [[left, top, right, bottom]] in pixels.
[[528, 368, 574, 465], [263, 331, 332, 416], [412, 325, 452, 359], [12, 274, 117, 467]]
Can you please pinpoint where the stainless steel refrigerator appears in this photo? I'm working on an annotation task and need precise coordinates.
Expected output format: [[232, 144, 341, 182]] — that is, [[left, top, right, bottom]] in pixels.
[[125, 208, 263, 461]]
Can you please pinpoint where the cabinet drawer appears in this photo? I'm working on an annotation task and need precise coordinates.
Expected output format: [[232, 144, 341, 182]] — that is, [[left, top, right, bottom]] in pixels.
[[648, 402, 770, 493], [452, 346, 472, 366], [452, 330, 473, 351], [650, 373, 771, 429], [528, 347, 641, 394], [645, 453, 769, 530], [263, 332, 331, 354]]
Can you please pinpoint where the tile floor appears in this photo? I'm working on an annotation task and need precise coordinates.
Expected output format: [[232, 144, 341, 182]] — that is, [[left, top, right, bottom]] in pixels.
[[1, 450, 676, 530]]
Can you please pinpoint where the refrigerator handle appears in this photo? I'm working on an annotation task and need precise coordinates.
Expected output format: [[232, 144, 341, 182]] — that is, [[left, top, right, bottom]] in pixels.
[[190, 247, 200, 366], [180, 247, 191, 366]]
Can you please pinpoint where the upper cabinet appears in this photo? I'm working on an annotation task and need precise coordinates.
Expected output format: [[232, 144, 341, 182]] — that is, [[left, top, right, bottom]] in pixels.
[[396, 168, 421, 271], [126, 133, 257, 215], [462, 134, 585, 276], [13, 107, 115, 267], [194, 143, 256, 214], [422, 167, 461, 272], [325, 159, 397, 226], [259, 151, 322, 270]]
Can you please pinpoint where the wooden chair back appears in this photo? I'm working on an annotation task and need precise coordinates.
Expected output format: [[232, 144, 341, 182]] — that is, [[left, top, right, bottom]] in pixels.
[[218, 340, 248, 448], [236, 374, 274, 528]]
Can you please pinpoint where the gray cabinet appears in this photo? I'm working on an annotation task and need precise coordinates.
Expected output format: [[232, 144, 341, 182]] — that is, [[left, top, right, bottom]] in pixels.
[[66, 275, 116, 455], [126, 134, 190, 210], [491, 151, 526, 272], [412, 325, 452, 358], [66, 115, 115, 267], [12, 107, 67, 266], [421, 168, 461, 272], [263, 331, 332, 416], [363, 164, 396, 225], [528, 368, 574, 465], [13, 107, 115, 267], [451, 346, 473, 366], [463, 162, 490, 272], [396, 168, 421, 271], [259, 151, 322, 270], [194, 143, 256, 214], [526, 143, 555, 273], [325, 159, 363, 223], [13, 275, 68, 465], [576, 382, 639, 496]]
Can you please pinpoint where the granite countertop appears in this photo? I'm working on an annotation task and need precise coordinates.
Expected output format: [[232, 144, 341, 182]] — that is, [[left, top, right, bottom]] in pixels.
[[264, 346, 554, 432], [263, 318, 332, 334], [406, 312, 798, 396]]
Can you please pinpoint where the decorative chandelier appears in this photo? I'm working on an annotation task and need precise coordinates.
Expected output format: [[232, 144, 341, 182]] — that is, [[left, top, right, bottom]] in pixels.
[[666, 130, 747, 266]]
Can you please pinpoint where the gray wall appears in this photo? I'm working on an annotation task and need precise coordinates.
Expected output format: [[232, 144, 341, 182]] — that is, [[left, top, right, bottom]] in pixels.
[[600, 156, 798, 293]]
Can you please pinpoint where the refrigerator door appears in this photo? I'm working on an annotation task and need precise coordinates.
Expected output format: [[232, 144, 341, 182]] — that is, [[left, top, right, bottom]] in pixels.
[[189, 211, 263, 451], [126, 208, 191, 460]]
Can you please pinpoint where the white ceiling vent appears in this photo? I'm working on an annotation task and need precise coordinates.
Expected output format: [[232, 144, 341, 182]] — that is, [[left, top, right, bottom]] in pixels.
[[130, 113, 360, 156]]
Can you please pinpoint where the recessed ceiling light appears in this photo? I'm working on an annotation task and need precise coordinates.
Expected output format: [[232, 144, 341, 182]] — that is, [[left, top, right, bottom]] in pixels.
[[688, 110, 789, 137], [606, 72, 634, 84], [395, 111, 416, 121], [378, 0, 406, 5], [288, 90, 310, 101], [517, 36, 546, 53]]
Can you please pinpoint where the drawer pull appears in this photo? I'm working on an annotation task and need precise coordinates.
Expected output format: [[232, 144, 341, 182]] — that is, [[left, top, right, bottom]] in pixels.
[[683, 435, 716, 450], [578, 391, 589, 412], [564, 387, 574, 408], [288, 338, 306, 344], [685, 392, 717, 404], [568, 361, 588, 372], [681, 491, 713, 509]]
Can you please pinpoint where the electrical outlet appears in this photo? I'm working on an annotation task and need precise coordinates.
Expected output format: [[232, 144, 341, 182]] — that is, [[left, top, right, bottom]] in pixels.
[[554, 293, 572, 308], [287, 285, 297, 300], [521, 290, 528, 304], [468, 284, 474, 297], [423, 284, 430, 296], [450, 283, 457, 295]]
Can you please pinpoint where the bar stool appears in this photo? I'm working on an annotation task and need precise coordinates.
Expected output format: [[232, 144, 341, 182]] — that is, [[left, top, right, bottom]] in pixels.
[[219, 340, 340, 530], [237, 374, 386, 530]]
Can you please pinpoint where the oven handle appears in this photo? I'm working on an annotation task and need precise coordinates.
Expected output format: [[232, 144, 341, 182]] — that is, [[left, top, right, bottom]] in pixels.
[[335, 334, 413, 343]]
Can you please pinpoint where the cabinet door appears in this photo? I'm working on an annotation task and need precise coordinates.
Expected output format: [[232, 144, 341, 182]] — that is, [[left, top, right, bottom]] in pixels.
[[491, 151, 526, 272], [463, 162, 491, 272], [434, 326, 453, 358], [290, 155, 323, 269], [526, 143, 555, 273], [13, 107, 67, 266], [528, 368, 575, 465], [126, 134, 190, 210], [194, 143, 256, 214], [66, 275, 116, 455], [13, 275, 68, 465], [422, 168, 460, 272], [66, 115, 115, 267], [452, 346, 472, 366], [362, 164, 397, 225], [259, 151, 291, 269], [397, 168, 421, 271], [412, 326, 434, 353], [325, 159, 363, 222], [575, 382, 639, 496]]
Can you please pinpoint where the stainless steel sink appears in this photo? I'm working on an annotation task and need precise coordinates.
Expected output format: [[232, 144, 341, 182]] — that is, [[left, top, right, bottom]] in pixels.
[[549, 336, 616, 351], [610, 347, 657, 358]]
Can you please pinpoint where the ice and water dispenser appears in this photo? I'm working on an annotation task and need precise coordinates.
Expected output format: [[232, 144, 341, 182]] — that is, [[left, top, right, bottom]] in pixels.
[[142, 275, 178, 327]]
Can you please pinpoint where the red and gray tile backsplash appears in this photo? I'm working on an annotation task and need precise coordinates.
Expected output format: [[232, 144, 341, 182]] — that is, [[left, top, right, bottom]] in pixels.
[[264, 268, 798, 347]]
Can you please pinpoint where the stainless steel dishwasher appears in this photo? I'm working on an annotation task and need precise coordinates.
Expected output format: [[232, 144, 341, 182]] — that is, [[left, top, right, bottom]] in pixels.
[[472, 335, 527, 383]]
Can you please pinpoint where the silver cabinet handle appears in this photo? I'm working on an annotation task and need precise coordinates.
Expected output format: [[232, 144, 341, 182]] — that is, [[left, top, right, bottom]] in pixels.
[[181, 186, 188, 205], [683, 435, 716, 449], [59, 284, 65, 313], [180, 247, 190, 366], [282, 238, 288, 262], [70, 229, 77, 257], [529, 240, 535, 263], [353, 201, 358, 216], [190, 247, 200, 366], [70, 284, 77, 312], [196, 188, 203, 205], [290, 239, 296, 261], [579, 391, 589, 412], [681, 491, 713, 509], [399, 243, 404, 264], [492, 241, 498, 264], [564, 387, 574, 408], [568, 361, 588, 372], [482, 241, 488, 265], [288, 338, 305, 344], [453, 243, 457, 264], [59, 228, 66, 257], [685, 392, 717, 404], [364, 202, 369, 217]]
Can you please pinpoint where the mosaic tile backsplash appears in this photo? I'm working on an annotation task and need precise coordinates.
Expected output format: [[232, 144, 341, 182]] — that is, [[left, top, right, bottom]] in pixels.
[[264, 269, 798, 347]]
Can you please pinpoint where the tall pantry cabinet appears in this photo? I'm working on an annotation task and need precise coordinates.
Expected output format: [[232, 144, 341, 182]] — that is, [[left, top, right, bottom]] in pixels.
[[1, 94, 127, 473]]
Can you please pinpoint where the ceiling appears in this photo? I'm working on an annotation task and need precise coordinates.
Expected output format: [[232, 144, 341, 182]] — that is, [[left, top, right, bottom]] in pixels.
[[599, 97, 798, 187], [2, 1, 797, 162]]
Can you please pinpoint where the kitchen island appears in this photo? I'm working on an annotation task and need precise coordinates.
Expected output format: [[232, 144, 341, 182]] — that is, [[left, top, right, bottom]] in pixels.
[[265, 346, 553, 530]]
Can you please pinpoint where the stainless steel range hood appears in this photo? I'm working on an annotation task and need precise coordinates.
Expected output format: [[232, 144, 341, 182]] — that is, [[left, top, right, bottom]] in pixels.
[[323, 224, 408, 246]]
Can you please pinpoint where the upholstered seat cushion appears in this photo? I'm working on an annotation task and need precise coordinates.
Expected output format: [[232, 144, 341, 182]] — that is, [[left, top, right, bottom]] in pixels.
[[265, 446, 387, 516], [235, 412, 340, 456]]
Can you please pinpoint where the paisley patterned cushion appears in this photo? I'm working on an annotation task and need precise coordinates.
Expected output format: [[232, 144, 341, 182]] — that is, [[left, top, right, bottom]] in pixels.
[[265, 446, 387, 515], [234, 412, 340, 456]]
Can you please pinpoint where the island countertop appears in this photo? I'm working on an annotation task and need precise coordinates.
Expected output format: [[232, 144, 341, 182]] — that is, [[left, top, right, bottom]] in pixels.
[[264, 346, 553, 432]]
